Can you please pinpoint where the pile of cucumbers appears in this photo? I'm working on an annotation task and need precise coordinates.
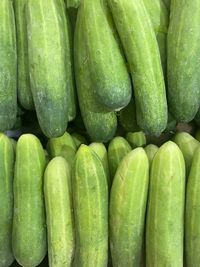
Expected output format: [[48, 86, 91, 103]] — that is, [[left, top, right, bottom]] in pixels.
[[1, 129, 200, 267]]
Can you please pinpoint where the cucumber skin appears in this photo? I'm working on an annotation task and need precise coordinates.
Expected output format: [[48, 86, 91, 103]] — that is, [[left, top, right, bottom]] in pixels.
[[44, 157, 75, 267], [163, 0, 171, 9], [0, 134, 15, 267], [144, 144, 159, 165], [12, 134, 47, 267], [0, 0, 17, 131], [73, 145, 108, 267], [74, 6, 117, 142], [126, 131, 146, 149], [13, 0, 34, 110], [26, 0, 69, 137], [110, 148, 149, 267], [167, 0, 200, 122], [108, 0, 167, 135], [146, 141, 185, 267]]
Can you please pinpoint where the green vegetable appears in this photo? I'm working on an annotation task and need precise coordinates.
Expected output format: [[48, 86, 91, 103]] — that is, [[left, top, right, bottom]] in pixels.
[[126, 131, 146, 149], [144, 144, 159, 165], [72, 133, 88, 149]]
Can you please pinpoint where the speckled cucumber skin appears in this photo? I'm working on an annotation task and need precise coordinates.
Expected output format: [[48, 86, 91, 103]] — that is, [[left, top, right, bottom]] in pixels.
[[167, 0, 200, 122], [146, 141, 185, 267], [0, 134, 15, 267], [44, 157, 75, 267], [110, 148, 149, 267], [73, 145, 108, 267], [108, 0, 167, 135], [0, 0, 17, 131], [12, 134, 47, 267]]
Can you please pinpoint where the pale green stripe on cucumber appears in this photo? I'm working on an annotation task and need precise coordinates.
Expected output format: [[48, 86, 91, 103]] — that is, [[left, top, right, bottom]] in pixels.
[[126, 131, 146, 149]]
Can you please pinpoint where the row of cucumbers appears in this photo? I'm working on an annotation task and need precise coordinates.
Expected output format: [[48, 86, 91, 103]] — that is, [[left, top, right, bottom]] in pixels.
[[1, 130, 200, 267]]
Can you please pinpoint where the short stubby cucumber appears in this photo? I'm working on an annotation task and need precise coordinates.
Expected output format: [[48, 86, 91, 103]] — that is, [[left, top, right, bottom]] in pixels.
[[26, 0, 70, 137], [144, 144, 159, 165], [110, 148, 149, 267], [44, 157, 75, 267], [0, 134, 15, 267], [185, 146, 200, 266], [74, 5, 117, 142], [13, 0, 34, 110], [12, 134, 47, 267], [108, 137, 132, 180], [126, 132, 146, 149], [73, 145, 108, 267], [108, 0, 167, 135], [146, 141, 185, 267], [167, 0, 200, 122], [82, 0, 132, 110], [0, 0, 17, 131]]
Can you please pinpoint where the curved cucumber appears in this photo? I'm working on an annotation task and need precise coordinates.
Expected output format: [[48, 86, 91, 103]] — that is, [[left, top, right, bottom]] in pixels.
[[144, 144, 159, 165], [12, 134, 47, 267], [167, 0, 200, 122], [0, 134, 15, 267], [110, 148, 149, 266], [126, 131, 146, 149], [73, 145, 108, 267], [44, 157, 75, 267], [13, 0, 34, 110], [146, 141, 185, 266], [0, 0, 17, 131], [108, 0, 167, 135]]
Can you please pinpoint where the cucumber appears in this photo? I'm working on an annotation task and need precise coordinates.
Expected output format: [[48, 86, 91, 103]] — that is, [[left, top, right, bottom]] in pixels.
[[144, 144, 159, 165], [74, 5, 117, 142], [185, 146, 200, 266], [0, 0, 17, 131], [73, 145, 108, 266], [26, 0, 70, 137], [108, 137, 132, 180], [174, 132, 199, 175], [72, 133, 88, 149], [82, 0, 132, 110], [167, 0, 200, 122], [44, 157, 74, 267], [12, 134, 47, 267], [126, 131, 146, 149], [110, 148, 149, 266], [89, 142, 111, 189], [0, 134, 15, 267], [163, 0, 171, 9], [108, 0, 167, 135], [10, 138, 17, 153], [146, 141, 185, 266], [13, 0, 34, 110], [66, 0, 81, 8]]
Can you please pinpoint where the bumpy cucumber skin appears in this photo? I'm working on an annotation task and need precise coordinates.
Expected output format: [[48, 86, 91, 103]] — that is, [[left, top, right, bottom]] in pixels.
[[144, 144, 159, 165], [12, 134, 47, 267], [82, 0, 132, 110], [13, 0, 34, 110], [26, 0, 70, 137], [146, 141, 185, 267], [110, 148, 149, 267], [108, 137, 132, 179], [167, 0, 200, 122], [126, 132, 146, 149], [108, 0, 167, 135], [174, 132, 199, 175], [0, 134, 15, 267], [44, 157, 75, 267], [0, 0, 17, 131], [74, 6, 117, 142], [73, 145, 108, 267]]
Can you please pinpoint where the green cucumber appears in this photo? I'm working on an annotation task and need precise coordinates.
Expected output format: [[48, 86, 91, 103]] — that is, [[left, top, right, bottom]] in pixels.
[[72, 133, 88, 149], [66, 0, 81, 8], [13, 0, 34, 110], [108, 0, 167, 135], [74, 5, 117, 142], [167, 0, 200, 122], [26, 0, 70, 137], [0, 134, 15, 267], [89, 142, 111, 189], [12, 134, 47, 267], [185, 146, 200, 266], [174, 132, 199, 175], [0, 0, 17, 131], [144, 144, 159, 165], [146, 141, 185, 266], [110, 148, 149, 266], [82, 0, 132, 110], [163, 0, 171, 9], [73, 145, 108, 266], [126, 131, 146, 149], [44, 157, 74, 267], [10, 138, 17, 153], [108, 137, 132, 180]]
